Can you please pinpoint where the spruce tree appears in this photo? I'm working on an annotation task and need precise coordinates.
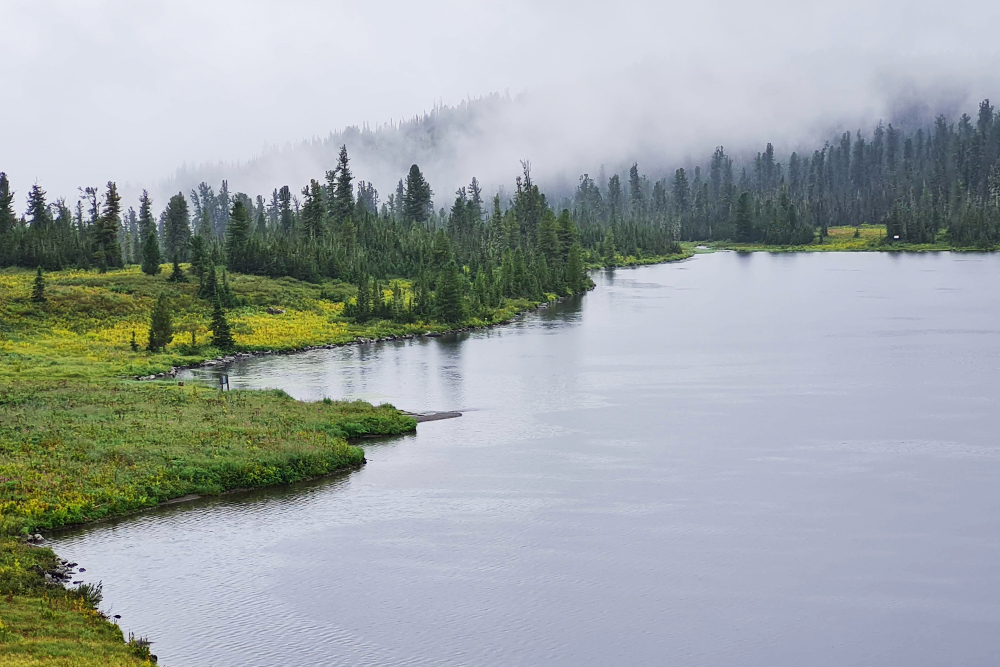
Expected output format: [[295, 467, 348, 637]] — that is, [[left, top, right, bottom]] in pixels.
[[189, 235, 208, 278], [403, 164, 432, 223], [225, 199, 251, 269], [137, 190, 155, 238], [163, 193, 191, 261], [31, 266, 46, 303], [220, 268, 235, 308], [566, 242, 586, 292], [199, 263, 219, 301], [0, 172, 14, 238], [141, 232, 162, 275], [735, 191, 754, 241], [210, 295, 235, 351], [602, 228, 617, 267], [93, 181, 123, 272], [167, 255, 187, 282], [329, 146, 354, 226], [435, 260, 465, 323], [147, 293, 173, 352]]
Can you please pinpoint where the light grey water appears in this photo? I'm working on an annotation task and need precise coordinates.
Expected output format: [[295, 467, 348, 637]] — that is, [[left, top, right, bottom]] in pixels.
[[52, 251, 1000, 666]]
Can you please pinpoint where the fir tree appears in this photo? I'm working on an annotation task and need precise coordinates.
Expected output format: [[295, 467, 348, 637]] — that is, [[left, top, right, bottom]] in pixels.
[[735, 191, 754, 241], [329, 146, 354, 226], [225, 199, 251, 269], [0, 172, 14, 238], [403, 164, 432, 223], [31, 266, 46, 303], [93, 181, 123, 272], [602, 228, 617, 266], [141, 232, 162, 276], [167, 255, 187, 282], [210, 295, 235, 351], [137, 190, 155, 238], [199, 263, 219, 301], [299, 180, 325, 240], [189, 235, 208, 278], [435, 260, 465, 323], [163, 193, 191, 261], [147, 293, 173, 352], [566, 242, 586, 292]]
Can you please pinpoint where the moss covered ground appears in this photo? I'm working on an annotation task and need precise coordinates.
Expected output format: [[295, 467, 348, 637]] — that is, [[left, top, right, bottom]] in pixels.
[[0, 265, 433, 665]]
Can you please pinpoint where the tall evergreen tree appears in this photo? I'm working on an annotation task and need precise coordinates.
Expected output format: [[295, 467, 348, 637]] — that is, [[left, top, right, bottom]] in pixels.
[[277, 185, 293, 233], [0, 172, 14, 238], [300, 180, 326, 240], [435, 260, 465, 323], [141, 231, 162, 275], [93, 181, 123, 271], [31, 266, 46, 303], [225, 198, 251, 269], [163, 193, 191, 261], [138, 190, 155, 238], [167, 255, 187, 282], [403, 164, 432, 223], [210, 295, 235, 351], [329, 145, 355, 227], [735, 191, 754, 241], [147, 293, 174, 352]]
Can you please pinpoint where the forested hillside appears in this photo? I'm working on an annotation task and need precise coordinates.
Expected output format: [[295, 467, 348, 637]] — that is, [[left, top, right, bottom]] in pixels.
[[2, 98, 1000, 325]]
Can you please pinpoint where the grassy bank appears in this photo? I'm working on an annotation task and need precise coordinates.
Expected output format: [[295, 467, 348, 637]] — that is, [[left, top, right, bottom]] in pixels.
[[0, 266, 544, 379], [0, 265, 432, 664], [710, 224, 986, 253], [0, 254, 700, 664], [0, 382, 415, 665]]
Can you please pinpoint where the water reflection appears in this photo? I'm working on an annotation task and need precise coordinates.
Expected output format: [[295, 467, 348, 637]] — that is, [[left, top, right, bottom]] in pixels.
[[53, 252, 1000, 667]]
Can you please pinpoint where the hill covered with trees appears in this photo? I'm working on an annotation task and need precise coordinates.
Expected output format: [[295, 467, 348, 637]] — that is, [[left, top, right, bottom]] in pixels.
[[2, 98, 1000, 326]]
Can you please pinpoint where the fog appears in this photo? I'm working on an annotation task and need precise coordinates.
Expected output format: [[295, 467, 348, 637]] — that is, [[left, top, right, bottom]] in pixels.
[[3, 0, 999, 209]]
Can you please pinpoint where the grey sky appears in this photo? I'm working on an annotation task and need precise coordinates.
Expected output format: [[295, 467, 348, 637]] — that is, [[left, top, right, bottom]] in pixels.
[[3, 0, 999, 207]]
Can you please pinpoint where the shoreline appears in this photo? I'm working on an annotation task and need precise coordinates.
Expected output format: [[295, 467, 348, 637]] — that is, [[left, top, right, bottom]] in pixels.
[[134, 286, 598, 381], [2, 250, 695, 665]]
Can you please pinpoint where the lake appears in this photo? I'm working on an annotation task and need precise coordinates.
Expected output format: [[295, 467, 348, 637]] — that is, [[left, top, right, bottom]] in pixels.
[[52, 251, 1000, 666]]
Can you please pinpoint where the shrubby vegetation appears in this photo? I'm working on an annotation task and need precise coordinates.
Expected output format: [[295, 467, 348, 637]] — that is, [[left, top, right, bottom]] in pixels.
[[3, 97, 996, 664]]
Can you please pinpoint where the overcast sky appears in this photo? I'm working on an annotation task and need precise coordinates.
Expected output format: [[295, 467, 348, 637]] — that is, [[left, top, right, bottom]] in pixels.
[[3, 0, 1000, 207]]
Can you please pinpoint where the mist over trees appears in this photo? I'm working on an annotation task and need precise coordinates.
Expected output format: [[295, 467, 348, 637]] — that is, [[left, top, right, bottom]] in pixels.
[[3, 99, 1000, 322]]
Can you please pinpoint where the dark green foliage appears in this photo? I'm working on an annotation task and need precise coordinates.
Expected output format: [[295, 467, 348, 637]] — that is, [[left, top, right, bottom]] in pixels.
[[210, 295, 235, 351], [31, 267, 46, 303], [602, 228, 617, 266], [735, 192, 754, 241], [92, 181, 123, 272], [141, 231, 162, 275], [226, 198, 252, 268], [198, 263, 218, 301], [163, 193, 191, 262], [299, 179, 326, 240], [147, 293, 173, 352], [13, 97, 1000, 328], [435, 260, 466, 323], [403, 164, 432, 223], [329, 145, 354, 227], [0, 172, 15, 239], [189, 234, 208, 278], [167, 255, 187, 282]]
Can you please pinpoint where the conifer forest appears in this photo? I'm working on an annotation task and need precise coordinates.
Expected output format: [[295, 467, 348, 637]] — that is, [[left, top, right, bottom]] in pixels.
[[4, 99, 1000, 326]]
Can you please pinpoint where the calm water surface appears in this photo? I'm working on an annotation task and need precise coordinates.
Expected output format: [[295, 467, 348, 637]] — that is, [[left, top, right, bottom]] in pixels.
[[53, 251, 1000, 666]]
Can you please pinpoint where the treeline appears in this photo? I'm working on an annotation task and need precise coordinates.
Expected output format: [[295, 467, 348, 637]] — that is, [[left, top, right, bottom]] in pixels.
[[568, 98, 1000, 247], [6, 98, 1000, 320], [0, 150, 594, 325]]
